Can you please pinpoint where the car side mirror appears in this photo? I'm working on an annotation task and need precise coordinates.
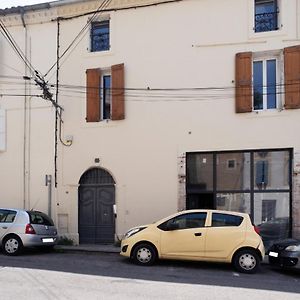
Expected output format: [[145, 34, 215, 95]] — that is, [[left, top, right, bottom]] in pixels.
[[167, 223, 179, 231]]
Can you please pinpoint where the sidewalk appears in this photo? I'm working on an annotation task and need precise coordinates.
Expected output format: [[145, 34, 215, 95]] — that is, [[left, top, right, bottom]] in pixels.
[[54, 244, 120, 254]]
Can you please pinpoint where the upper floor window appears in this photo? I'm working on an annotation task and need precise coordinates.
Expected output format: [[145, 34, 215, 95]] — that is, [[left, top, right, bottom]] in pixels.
[[86, 64, 125, 122], [253, 57, 278, 110], [91, 20, 110, 52], [255, 0, 278, 33], [102, 75, 111, 120]]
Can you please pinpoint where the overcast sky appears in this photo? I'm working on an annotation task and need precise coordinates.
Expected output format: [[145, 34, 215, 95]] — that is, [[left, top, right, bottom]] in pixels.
[[0, 0, 51, 9]]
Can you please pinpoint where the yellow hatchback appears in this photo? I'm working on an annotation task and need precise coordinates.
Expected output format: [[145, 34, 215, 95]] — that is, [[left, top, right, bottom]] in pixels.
[[120, 210, 265, 274]]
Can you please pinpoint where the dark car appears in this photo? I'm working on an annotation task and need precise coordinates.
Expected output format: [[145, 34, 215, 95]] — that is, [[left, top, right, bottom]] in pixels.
[[257, 217, 290, 250], [268, 239, 300, 269]]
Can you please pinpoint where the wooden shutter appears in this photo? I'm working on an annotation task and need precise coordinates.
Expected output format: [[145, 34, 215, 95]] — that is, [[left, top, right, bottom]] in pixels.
[[235, 52, 252, 113], [86, 68, 101, 122], [284, 45, 300, 109], [111, 63, 125, 120]]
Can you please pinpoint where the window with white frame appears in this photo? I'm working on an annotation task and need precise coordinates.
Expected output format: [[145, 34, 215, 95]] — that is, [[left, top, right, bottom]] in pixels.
[[253, 55, 282, 110], [102, 74, 111, 120], [91, 20, 110, 52]]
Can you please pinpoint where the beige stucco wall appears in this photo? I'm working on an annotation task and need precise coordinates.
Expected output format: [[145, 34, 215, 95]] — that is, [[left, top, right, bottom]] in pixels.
[[0, 0, 300, 243]]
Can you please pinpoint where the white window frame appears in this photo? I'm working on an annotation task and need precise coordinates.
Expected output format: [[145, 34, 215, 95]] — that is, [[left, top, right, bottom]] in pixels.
[[88, 15, 111, 53], [248, 0, 284, 39], [101, 70, 112, 121], [252, 51, 283, 111]]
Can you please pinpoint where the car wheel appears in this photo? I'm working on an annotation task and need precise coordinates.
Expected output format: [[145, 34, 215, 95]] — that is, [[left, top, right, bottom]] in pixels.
[[233, 249, 260, 274], [3, 236, 23, 256], [132, 243, 157, 266]]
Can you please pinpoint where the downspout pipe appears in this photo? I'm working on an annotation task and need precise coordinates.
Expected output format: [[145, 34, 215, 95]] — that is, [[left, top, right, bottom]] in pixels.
[[21, 8, 29, 209]]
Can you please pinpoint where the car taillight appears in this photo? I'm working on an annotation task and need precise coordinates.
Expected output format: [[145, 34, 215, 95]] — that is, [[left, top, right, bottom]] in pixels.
[[254, 225, 260, 235], [25, 224, 36, 234]]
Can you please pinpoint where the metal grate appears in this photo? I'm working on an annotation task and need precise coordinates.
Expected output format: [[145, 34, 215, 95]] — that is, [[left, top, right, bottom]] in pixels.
[[79, 168, 115, 185]]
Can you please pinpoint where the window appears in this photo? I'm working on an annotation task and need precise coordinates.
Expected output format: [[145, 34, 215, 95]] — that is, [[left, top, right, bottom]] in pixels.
[[253, 58, 278, 110], [158, 213, 207, 231], [186, 149, 292, 246], [255, 0, 278, 33], [86, 64, 125, 122], [227, 159, 236, 169], [91, 20, 110, 52], [0, 209, 16, 223], [212, 213, 243, 227], [28, 211, 54, 226], [102, 75, 111, 120], [255, 160, 269, 188], [235, 49, 300, 113]]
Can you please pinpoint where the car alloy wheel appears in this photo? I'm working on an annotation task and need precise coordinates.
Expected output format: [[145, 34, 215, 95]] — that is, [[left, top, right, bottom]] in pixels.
[[4, 236, 22, 256], [233, 249, 260, 274], [132, 243, 156, 266]]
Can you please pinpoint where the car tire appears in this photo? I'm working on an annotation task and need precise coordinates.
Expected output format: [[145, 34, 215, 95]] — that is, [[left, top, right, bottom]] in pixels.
[[132, 243, 157, 266], [233, 249, 260, 274], [3, 235, 23, 256]]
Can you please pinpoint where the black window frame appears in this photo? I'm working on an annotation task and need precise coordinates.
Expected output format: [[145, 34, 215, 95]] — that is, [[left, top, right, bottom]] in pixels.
[[186, 148, 293, 238]]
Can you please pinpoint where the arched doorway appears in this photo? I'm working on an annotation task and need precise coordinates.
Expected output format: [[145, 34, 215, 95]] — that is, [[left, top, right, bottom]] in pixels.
[[78, 168, 115, 244]]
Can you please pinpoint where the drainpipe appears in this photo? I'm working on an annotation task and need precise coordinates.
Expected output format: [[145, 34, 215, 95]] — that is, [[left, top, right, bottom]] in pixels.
[[21, 8, 29, 210]]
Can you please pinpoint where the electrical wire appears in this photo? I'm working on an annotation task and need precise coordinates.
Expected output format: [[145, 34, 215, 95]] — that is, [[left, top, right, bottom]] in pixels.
[[0, 20, 36, 76], [45, 0, 112, 78]]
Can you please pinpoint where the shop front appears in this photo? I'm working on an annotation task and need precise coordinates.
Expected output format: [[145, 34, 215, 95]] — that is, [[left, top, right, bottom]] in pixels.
[[186, 149, 293, 249]]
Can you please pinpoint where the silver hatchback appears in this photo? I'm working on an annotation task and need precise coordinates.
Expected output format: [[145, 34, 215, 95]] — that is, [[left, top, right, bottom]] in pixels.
[[0, 208, 57, 255]]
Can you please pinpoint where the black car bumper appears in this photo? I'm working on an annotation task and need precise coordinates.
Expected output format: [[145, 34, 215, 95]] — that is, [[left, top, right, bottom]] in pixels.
[[268, 250, 300, 268]]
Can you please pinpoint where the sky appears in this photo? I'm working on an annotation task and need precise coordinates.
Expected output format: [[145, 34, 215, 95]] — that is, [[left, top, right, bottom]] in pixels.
[[0, 0, 50, 9]]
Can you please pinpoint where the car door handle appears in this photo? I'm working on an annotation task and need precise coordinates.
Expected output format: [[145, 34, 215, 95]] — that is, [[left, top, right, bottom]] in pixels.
[[194, 232, 202, 237], [1, 226, 8, 229]]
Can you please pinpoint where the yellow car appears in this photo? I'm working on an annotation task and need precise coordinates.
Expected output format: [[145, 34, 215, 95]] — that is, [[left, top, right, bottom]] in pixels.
[[120, 209, 265, 274]]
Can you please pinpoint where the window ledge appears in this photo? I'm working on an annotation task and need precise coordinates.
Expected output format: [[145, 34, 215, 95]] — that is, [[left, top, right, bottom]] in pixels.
[[82, 119, 120, 129], [248, 108, 285, 118], [84, 49, 114, 59], [248, 27, 287, 40]]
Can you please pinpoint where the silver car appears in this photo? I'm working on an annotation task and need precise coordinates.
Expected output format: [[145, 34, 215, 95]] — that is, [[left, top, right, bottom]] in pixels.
[[0, 208, 57, 255]]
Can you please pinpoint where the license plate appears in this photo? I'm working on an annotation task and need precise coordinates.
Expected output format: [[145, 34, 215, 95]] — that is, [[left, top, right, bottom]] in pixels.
[[269, 251, 278, 257], [42, 238, 54, 243]]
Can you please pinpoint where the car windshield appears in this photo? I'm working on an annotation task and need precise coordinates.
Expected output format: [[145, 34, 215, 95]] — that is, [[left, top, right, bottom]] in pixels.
[[27, 211, 54, 226]]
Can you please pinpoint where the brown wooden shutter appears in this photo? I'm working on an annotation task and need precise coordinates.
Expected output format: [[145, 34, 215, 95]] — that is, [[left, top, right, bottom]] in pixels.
[[284, 45, 300, 109], [86, 68, 101, 122], [235, 52, 252, 113], [111, 63, 125, 120]]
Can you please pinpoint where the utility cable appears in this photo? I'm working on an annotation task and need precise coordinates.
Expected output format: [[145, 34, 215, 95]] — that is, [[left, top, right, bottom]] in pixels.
[[45, 0, 112, 78]]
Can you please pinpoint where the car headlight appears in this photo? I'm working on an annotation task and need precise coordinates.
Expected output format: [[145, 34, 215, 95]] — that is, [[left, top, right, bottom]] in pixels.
[[285, 245, 300, 252], [124, 227, 146, 239]]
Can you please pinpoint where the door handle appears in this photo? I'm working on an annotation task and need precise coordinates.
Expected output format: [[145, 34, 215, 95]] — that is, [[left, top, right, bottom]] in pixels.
[[1, 226, 8, 229], [194, 232, 202, 236]]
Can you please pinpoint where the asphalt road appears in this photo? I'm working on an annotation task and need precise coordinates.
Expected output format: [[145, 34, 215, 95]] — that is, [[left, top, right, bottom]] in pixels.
[[0, 249, 299, 299]]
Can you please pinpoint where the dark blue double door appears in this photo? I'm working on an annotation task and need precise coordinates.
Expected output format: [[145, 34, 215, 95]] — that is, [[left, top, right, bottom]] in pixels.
[[79, 185, 115, 244]]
